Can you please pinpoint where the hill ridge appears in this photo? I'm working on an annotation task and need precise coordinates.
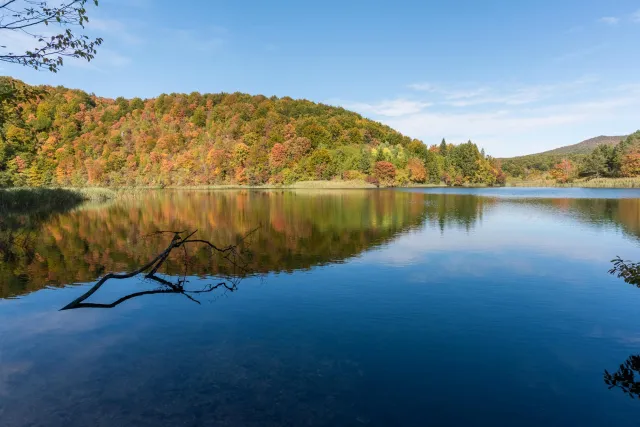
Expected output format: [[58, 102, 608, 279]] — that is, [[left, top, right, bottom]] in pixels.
[[0, 77, 505, 187], [505, 135, 627, 159]]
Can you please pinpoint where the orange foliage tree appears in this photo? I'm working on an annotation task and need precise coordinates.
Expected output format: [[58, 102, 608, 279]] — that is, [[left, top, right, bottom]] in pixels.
[[407, 158, 427, 183], [621, 151, 640, 177], [550, 159, 575, 183]]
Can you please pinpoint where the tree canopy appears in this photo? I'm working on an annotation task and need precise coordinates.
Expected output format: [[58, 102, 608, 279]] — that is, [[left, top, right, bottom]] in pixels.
[[0, 78, 505, 187]]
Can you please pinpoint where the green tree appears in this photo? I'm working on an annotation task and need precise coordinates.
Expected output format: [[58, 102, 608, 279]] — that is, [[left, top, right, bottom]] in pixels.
[[581, 144, 613, 178], [191, 107, 207, 128], [439, 138, 447, 156]]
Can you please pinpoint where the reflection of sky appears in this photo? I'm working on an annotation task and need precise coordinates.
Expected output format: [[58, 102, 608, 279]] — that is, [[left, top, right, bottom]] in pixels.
[[361, 201, 640, 268], [401, 187, 640, 199]]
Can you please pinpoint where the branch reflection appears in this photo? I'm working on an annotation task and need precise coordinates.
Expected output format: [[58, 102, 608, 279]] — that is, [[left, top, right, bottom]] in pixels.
[[61, 228, 257, 310]]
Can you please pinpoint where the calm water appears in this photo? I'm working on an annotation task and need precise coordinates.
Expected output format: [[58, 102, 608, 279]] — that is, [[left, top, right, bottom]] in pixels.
[[2, 188, 640, 426]]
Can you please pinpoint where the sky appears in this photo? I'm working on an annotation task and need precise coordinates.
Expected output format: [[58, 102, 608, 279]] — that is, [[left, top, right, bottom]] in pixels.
[[2, 0, 640, 157]]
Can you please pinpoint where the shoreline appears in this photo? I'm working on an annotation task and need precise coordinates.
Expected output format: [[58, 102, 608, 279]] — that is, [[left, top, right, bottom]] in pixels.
[[506, 177, 640, 188], [3, 177, 640, 198]]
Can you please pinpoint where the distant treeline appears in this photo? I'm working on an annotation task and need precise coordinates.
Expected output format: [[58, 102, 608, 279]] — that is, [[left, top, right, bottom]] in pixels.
[[0, 77, 505, 187], [502, 132, 640, 183]]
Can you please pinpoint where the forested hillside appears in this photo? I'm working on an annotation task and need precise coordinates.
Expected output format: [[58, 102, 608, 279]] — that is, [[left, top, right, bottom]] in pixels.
[[500, 135, 626, 177], [0, 77, 504, 187], [538, 135, 625, 156], [502, 132, 640, 182]]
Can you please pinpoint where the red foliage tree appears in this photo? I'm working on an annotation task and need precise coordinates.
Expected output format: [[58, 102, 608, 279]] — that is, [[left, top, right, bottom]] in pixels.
[[284, 137, 312, 161], [550, 159, 575, 183], [374, 161, 396, 185], [269, 143, 287, 170]]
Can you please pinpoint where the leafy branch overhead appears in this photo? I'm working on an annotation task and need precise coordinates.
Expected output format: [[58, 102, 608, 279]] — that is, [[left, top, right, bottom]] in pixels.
[[0, 0, 102, 72]]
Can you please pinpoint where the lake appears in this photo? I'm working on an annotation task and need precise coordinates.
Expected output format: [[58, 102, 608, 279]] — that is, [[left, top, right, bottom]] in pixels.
[[1, 188, 640, 426]]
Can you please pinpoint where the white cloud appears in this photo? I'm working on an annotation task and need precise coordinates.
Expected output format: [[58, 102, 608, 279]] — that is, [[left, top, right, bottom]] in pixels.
[[0, 31, 43, 55], [336, 78, 640, 157], [341, 99, 431, 117], [599, 17, 620, 25], [408, 82, 490, 100], [407, 82, 436, 92], [633, 10, 640, 22], [407, 77, 596, 107]]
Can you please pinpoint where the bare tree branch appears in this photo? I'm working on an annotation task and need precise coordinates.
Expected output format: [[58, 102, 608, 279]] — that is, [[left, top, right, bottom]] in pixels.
[[60, 228, 261, 310]]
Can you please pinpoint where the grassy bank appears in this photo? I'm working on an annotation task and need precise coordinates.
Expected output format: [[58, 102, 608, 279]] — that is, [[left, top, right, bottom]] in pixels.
[[507, 177, 640, 188], [0, 188, 116, 216]]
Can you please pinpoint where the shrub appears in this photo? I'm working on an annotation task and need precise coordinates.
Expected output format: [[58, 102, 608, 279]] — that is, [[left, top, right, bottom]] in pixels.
[[342, 170, 365, 181], [395, 169, 410, 186]]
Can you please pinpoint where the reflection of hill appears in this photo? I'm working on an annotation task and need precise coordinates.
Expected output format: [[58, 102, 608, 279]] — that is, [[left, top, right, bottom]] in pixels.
[[3, 191, 639, 299], [1, 190, 430, 298]]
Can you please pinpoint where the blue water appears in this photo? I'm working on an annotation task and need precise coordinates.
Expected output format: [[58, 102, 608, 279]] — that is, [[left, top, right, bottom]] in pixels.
[[1, 188, 640, 426]]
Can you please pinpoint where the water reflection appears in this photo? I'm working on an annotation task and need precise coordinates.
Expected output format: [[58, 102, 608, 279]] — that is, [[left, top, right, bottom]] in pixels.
[[1, 190, 428, 298], [59, 228, 259, 310], [3, 190, 640, 300], [3, 189, 640, 426], [605, 257, 640, 399], [605, 355, 640, 399]]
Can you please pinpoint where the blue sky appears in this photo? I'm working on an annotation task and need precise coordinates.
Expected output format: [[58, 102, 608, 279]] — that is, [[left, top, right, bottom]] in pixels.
[[3, 0, 640, 156]]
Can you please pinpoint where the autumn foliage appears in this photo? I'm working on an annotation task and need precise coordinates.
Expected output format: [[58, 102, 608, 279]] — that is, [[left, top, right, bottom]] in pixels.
[[407, 158, 427, 183], [374, 161, 396, 185], [0, 77, 506, 187], [550, 159, 576, 183], [621, 150, 640, 178]]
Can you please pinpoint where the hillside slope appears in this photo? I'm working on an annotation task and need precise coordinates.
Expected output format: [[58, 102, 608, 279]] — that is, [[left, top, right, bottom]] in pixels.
[[0, 77, 504, 187], [500, 135, 626, 175], [501, 132, 640, 178], [533, 135, 626, 156]]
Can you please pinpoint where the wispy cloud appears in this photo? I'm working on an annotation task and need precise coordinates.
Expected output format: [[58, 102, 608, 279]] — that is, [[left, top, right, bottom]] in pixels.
[[68, 48, 132, 71], [166, 27, 227, 53], [632, 10, 640, 22], [599, 16, 620, 25], [88, 18, 145, 45], [407, 77, 596, 107], [555, 43, 607, 62], [407, 82, 436, 92], [339, 99, 431, 117]]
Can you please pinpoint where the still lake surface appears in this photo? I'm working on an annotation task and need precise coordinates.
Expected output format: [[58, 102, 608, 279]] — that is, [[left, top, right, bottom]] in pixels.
[[2, 188, 640, 426]]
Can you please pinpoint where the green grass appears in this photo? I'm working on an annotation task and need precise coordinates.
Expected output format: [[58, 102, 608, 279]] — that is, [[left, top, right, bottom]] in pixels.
[[0, 188, 84, 215], [0, 187, 118, 216]]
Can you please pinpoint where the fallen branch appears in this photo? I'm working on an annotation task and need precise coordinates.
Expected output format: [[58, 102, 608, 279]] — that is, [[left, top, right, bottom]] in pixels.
[[60, 227, 259, 310]]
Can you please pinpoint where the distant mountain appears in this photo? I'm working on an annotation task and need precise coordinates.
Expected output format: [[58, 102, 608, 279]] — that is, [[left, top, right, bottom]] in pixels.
[[533, 135, 627, 156], [499, 133, 635, 177]]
